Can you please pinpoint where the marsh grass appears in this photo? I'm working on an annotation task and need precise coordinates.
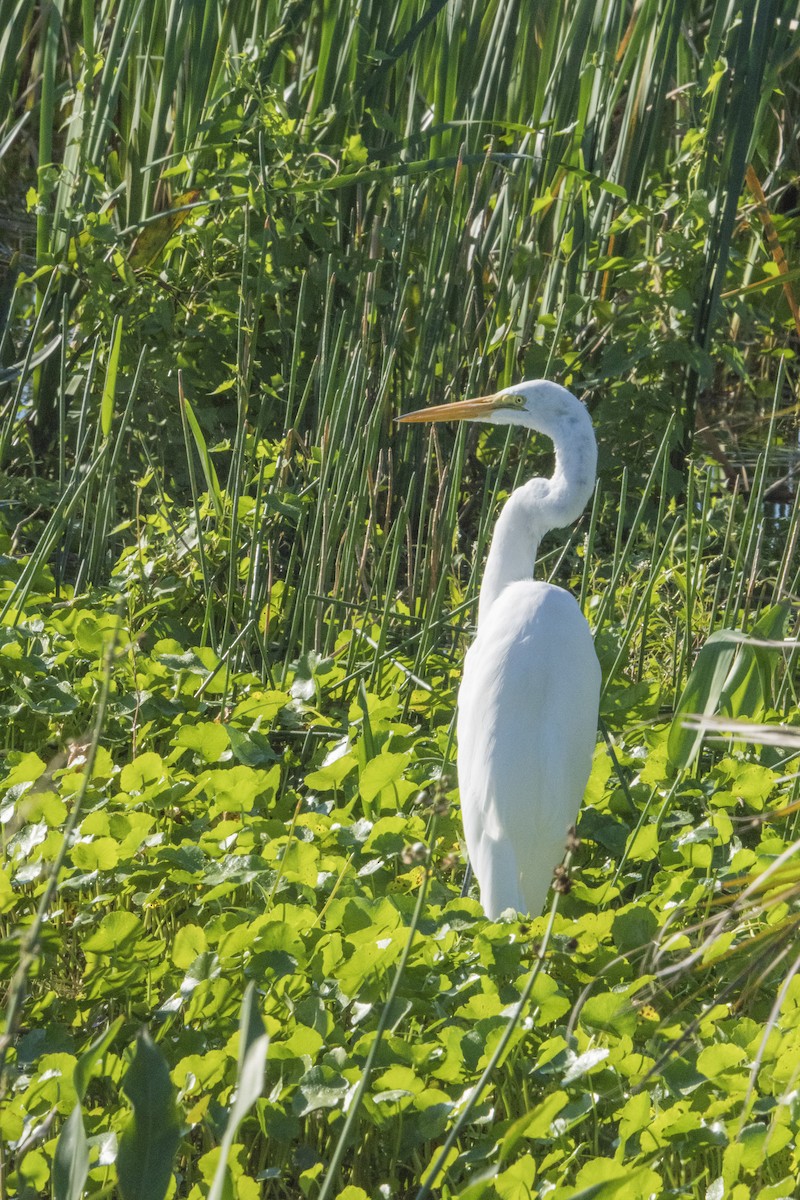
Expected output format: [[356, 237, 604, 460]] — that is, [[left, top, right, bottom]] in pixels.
[[2, 2, 800, 1197]]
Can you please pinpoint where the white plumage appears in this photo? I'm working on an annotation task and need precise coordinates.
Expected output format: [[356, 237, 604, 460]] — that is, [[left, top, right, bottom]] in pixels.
[[400, 381, 601, 919], [458, 580, 600, 917]]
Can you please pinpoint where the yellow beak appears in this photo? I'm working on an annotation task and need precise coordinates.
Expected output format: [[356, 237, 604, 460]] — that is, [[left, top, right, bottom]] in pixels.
[[397, 393, 504, 423]]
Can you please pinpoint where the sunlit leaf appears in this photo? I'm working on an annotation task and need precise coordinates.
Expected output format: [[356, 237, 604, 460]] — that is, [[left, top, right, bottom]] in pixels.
[[128, 191, 202, 267], [101, 315, 123, 438]]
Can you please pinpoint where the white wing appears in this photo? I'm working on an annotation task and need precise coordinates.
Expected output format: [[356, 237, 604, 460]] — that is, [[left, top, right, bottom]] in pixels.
[[457, 580, 601, 919]]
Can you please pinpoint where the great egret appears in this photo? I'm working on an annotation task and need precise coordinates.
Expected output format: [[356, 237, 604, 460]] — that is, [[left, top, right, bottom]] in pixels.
[[399, 381, 601, 919]]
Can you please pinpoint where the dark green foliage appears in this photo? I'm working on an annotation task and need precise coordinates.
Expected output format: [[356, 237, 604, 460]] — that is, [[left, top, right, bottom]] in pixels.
[[2, 2, 800, 1198], [1, 532, 800, 1195]]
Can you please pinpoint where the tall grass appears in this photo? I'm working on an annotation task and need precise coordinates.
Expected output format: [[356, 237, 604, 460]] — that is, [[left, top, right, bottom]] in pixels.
[[2, 8, 800, 1197], [1, 0, 798, 687]]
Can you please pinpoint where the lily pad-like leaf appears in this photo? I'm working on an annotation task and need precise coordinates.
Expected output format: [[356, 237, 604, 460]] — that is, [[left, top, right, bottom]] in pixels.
[[567, 1160, 663, 1199], [498, 1090, 568, 1163], [359, 752, 410, 806], [580, 991, 637, 1037], [83, 911, 142, 954]]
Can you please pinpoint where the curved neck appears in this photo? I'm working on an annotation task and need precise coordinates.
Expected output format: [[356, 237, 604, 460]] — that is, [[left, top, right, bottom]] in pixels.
[[477, 416, 596, 627]]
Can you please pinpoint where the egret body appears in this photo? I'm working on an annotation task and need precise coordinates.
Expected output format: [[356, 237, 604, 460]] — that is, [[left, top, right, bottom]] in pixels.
[[399, 381, 601, 919]]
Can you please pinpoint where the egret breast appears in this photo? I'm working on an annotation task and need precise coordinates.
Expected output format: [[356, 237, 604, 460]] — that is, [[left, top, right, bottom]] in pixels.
[[457, 580, 601, 917]]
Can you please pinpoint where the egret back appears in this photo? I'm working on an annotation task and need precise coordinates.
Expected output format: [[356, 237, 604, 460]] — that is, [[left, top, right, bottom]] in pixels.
[[457, 580, 600, 919]]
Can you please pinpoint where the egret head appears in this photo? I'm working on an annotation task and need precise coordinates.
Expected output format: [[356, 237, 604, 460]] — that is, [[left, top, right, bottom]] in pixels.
[[398, 380, 588, 439]]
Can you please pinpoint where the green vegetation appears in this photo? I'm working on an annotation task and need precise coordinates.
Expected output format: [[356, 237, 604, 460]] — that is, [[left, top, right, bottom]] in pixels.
[[1, 1, 800, 1197]]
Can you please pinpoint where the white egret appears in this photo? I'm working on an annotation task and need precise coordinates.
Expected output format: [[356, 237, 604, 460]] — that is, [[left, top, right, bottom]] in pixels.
[[399, 381, 601, 919]]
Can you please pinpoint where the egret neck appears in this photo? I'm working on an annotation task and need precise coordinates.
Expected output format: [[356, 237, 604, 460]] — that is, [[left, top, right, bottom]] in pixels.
[[476, 407, 596, 628]]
